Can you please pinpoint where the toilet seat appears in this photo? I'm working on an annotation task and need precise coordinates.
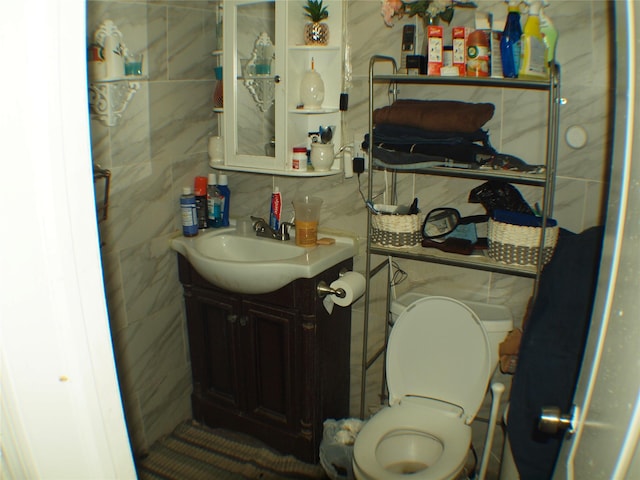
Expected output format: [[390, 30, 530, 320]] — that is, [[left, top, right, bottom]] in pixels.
[[353, 297, 492, 479], [353, 398, 471, 480], [386, 296, 491, 423]]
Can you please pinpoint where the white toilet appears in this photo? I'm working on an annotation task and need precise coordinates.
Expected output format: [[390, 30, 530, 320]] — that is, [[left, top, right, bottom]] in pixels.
[[353, 294, 513, 480]]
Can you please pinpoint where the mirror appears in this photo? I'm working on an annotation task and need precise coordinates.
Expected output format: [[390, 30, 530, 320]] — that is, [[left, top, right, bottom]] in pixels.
[[235, 1, 276, 158], [422, 208, 488, 240], [244, 32, 276, 112], [422, 208, 461, 239]]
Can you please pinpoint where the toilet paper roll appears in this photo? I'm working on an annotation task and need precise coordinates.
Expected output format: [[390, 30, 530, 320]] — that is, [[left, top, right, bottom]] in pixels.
[[330, 271, 366, 307]]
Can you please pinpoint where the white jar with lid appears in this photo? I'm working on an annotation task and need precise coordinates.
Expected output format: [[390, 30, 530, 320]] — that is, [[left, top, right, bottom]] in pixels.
[[291, 147, 308, 172]]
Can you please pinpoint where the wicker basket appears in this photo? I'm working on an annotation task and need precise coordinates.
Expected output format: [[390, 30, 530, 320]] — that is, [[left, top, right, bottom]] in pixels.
[[371, 213, 423, 247], [488, 217, 559, 266]]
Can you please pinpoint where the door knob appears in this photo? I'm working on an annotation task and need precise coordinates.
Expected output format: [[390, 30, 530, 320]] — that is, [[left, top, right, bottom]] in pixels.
[[538, 405, 579, 435]]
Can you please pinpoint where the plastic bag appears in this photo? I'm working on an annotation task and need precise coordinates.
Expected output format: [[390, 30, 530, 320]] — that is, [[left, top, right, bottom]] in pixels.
[[319, 418, 365, 480], [468, 181, 534, 215]]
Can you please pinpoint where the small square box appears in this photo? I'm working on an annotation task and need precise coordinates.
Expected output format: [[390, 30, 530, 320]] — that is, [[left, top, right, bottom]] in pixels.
[[427, 25, 444, 76], [452, 26, 468, 76]]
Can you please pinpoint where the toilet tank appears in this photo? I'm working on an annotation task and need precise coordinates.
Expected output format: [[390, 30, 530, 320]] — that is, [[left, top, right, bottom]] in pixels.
[[390, 292, 513, 367]]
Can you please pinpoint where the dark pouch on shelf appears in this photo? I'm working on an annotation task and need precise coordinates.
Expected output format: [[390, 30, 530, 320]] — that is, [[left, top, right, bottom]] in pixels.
[[421, 236, 475, 255], [468, 181, 535, 215]]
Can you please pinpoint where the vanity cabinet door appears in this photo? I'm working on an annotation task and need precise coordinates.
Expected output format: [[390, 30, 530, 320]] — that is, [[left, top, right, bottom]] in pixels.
[[241, 299, 301, 432], [185, 287, 244, 414]]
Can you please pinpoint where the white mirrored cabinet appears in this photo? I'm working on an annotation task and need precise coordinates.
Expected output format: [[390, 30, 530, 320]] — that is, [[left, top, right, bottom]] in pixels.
[[220, 0, 343, 176]]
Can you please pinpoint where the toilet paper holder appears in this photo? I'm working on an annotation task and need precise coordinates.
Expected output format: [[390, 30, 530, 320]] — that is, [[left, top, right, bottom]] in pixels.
[[316, 269, 348, 299]]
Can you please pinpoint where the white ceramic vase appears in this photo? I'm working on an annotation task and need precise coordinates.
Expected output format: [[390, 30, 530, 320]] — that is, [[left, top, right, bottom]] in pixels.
[[300, 70, 325, 109]]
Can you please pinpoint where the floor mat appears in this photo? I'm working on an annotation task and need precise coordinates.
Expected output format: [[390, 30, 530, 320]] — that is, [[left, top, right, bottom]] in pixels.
[[137, 421, 328, 480]]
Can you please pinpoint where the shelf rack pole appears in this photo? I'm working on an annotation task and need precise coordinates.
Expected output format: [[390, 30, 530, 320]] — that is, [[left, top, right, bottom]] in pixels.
[[360, 55, 398, 419], [532, 63, 562, 301]]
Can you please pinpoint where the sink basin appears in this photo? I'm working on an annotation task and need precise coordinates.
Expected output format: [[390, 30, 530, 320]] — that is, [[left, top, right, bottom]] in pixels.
[[171, 226, 358, 294]]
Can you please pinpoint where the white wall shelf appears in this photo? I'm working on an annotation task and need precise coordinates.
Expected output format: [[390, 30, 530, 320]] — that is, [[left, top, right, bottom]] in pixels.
[[89, 79, 142, 127]]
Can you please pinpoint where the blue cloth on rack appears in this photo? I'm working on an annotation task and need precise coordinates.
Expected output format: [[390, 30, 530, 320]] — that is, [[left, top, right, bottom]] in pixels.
[[362, 125, 544, 173], [507, 226, 603, 479]]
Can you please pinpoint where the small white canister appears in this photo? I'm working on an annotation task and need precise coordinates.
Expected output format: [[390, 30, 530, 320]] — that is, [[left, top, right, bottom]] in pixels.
[[291, 147, 308, 172]]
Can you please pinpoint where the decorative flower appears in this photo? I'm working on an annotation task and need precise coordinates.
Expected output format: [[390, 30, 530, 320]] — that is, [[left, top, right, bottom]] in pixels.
[[381, 0, 477, 27]]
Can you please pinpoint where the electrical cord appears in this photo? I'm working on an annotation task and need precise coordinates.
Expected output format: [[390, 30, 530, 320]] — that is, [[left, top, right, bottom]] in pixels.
[[357, 172, 368, 206], [390, 261, 407, 287]]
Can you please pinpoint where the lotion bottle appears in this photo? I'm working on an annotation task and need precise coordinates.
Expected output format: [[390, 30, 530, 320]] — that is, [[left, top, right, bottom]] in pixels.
[[518, 1, 548, 80]]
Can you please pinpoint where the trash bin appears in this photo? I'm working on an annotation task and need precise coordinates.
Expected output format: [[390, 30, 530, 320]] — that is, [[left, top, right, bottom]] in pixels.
[[319, 418, 364, 480]]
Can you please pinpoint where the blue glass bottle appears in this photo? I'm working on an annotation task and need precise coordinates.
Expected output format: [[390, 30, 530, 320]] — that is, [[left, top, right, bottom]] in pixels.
[[500, 1, 522, 78]]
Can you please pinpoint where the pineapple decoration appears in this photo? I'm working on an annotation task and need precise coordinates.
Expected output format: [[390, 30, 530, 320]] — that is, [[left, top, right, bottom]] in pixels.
[[303, 0, 329, 46]]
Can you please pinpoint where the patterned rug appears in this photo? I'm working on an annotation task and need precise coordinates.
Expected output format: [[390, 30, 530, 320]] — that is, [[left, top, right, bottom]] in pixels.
[[137, 421, 328, 480]]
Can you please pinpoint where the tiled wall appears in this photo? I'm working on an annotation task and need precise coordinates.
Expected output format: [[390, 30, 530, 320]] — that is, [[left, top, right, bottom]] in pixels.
[[88, 1, 612, 470], [88, 0, 219, 454]]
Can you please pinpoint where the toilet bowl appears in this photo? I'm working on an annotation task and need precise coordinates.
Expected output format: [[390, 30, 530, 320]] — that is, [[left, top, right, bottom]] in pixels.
[[353, 295, 513, 480]]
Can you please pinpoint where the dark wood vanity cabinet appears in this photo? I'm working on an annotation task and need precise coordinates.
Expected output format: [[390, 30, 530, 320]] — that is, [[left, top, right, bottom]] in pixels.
[[177, 254, 352, 463]]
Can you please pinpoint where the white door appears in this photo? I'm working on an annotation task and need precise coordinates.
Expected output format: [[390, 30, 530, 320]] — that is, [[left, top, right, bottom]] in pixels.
[[553, 1, 640, 477]]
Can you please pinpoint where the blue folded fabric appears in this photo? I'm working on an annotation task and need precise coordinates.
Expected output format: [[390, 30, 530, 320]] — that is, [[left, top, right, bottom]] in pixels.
[[372, 124, 491, 146], [493, 209, 557, 227]]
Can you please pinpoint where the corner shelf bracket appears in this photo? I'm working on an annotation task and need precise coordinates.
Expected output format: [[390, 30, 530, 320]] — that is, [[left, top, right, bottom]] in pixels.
[[89, 80, 140, 127]]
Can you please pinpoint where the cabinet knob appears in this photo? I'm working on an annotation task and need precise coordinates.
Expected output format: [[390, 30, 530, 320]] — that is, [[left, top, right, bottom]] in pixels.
[[274, 75, 281, 84], [228, 314, 238, 324], [239, 316, 248, 327]]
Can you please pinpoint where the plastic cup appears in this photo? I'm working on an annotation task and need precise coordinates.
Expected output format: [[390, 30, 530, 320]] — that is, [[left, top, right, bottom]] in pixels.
[[293, 195, 323, 247], [125, 53, 143, 76]]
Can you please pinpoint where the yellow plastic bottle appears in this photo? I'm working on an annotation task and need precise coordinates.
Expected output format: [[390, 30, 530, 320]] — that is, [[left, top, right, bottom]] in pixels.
[[540, 1, 558, 64], [518, 1, 548, 79]]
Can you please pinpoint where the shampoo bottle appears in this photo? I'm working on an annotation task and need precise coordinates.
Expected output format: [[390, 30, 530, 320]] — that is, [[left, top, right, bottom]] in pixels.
[[269, 186, 282, 231], [217, 174, 231, 227], [518, 0, 548, 80], [500, 0, 522, 78], [180, 187, 198, 237], [539, 1, 558, 64]]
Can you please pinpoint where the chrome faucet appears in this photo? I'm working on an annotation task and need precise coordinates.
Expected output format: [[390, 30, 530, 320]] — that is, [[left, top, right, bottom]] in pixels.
[[251, 216, 294, 241]]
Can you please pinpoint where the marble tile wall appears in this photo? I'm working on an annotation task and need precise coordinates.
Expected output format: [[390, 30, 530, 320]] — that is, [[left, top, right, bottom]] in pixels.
[[88, 0, 219, 455], [88, 0, 612, 473]]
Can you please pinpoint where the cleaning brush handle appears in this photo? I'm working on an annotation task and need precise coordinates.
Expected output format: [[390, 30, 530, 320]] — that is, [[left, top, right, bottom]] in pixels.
[[476, 382, 505, 480]]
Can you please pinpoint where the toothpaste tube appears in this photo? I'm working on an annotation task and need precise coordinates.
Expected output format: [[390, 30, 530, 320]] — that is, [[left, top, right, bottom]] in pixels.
[[269, 186, 282, 231]]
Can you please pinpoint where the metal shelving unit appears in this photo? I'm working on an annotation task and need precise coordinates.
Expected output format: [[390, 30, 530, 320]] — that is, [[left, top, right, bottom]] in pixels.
[[359, 55, 562, 418]]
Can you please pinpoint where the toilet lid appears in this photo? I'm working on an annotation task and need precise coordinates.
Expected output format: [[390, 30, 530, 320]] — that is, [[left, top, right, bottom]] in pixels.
[[386, 296, 491, 423]]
